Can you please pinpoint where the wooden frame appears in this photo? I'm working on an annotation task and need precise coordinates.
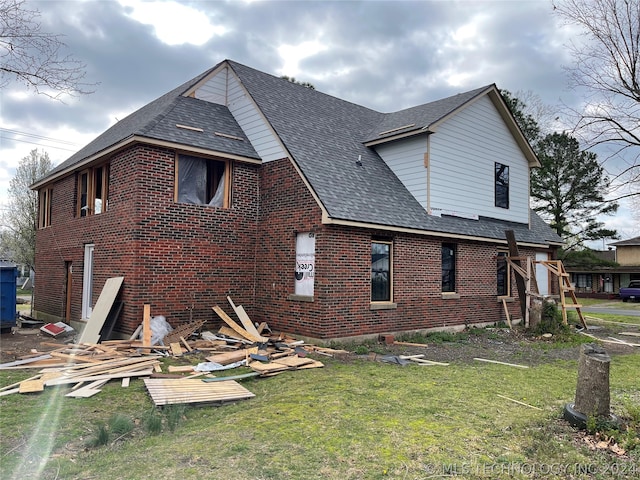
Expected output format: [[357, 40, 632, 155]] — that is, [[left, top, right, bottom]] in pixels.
[[38, 187, 53, 228], [76, 164, 109, 217]]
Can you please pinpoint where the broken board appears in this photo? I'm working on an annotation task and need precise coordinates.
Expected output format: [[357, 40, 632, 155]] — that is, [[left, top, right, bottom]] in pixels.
[[143, 378, 255, 406], [78, 277, 124, 344]]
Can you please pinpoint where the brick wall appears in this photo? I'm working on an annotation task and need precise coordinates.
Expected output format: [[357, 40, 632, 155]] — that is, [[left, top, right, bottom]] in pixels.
[[36, 149, 541, 339], [35, 144, 260, 335]]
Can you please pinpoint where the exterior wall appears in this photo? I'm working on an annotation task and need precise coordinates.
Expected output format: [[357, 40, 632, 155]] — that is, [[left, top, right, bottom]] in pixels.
[[374, 135, 428, 209], [35, 144, 260, 335], [616, 246, 640, 266], [255, 158, 528, 339], [429, 95, 530, 223], [195, 67, 286, 162], [36, 148, 538, 340]]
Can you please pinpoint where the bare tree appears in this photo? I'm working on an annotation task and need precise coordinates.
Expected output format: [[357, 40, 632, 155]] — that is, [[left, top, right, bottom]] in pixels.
[[2, 149, 53, 270], [553, 0, 639, 200], [0, 0, 94, 98]]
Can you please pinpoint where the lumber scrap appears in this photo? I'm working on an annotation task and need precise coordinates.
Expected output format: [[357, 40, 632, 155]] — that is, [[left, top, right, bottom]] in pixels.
[[78, 276, 124, 344], [497, 394, 543, 410], [226, 296, 267, 341], [0, 354, 53, 369], [142, 304, 152, 347], [206, 348, 258, 365], [18, 378, 45, 393], [271, 355, 315, 368], [248, 361, 290, 374], [170, 343, 184, 356], [212, 306, 266, 343], [163, 319, 206, 346], [474, 358, 529, 369], [144, 378, 255, 406]]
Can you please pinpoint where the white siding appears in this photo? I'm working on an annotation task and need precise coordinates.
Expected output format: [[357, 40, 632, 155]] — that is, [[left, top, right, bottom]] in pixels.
[[194, 68, 227, 105], [429, 95, 530, 223], [193, 67, 286, 162], [374, 136, 428, 209]]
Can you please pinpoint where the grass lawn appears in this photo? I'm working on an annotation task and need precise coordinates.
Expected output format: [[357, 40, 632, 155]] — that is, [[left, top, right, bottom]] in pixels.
[[1, 347, 638, 479]]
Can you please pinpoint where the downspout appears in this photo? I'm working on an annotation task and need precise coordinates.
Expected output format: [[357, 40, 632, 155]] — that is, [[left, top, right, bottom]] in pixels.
[[425, 133, 431, 213]]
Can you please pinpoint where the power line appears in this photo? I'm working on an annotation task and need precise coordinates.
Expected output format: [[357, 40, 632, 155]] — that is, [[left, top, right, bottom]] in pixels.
[[0, 128, 80, 146], [0, 134, 78, 153]]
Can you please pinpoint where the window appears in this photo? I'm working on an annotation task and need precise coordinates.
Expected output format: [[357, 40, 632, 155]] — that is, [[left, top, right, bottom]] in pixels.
[[371, 240, 392, 302], [497, 251, 510, 296], [77, 164, 109, 217], [175, 154, 230, 207], [573, 274, 592, 289], [38, 187, 53, 228], [495, 162, 509, 209], [442, 243, 456, 292]]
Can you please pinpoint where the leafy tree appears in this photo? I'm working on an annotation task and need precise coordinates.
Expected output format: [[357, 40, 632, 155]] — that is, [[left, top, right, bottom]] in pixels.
[[1, 149, 53, 270], [531, 132, 619, 249], [0, 0, 93, 98], [552, 0, 639, 201], [501, 90, 542, 146], [561, 247, 619, 268]]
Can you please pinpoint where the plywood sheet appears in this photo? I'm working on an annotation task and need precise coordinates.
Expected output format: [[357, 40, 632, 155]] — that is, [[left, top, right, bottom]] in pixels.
[[78, 277, 124, 344], [143, 378, 254, 406]]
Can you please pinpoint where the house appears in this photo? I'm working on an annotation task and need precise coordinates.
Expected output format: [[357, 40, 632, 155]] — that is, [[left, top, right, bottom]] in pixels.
[[31, 59, 562, 341], [566, 237, 640, 297]]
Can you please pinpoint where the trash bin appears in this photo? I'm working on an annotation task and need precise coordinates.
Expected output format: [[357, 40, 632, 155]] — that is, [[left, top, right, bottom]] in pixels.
[[0, 261, 19, 332]]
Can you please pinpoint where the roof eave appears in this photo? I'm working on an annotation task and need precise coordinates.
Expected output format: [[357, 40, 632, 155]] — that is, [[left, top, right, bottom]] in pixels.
[[30, 135, 261, 190]]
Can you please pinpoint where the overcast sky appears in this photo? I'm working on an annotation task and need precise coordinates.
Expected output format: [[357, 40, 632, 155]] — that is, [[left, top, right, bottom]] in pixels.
[[0, 0, 636, 242]]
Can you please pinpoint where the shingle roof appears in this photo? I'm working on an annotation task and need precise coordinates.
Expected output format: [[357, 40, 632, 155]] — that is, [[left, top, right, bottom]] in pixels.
[[41, 63, 258, 181], [363, 85, 492, 143], [610, 236, 640, 247], [37, 59, 561, 247]]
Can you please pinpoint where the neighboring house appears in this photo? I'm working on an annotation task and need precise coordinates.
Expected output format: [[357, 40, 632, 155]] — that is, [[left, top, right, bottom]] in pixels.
[[566, 237, 640, 297], [31, 60, 562, 341]]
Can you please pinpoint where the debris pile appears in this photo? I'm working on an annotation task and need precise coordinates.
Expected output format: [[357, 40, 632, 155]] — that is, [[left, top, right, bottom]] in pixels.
[[0, 297, 344, 407]]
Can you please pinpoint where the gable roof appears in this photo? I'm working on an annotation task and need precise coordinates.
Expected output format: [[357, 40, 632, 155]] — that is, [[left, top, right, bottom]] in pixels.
[[33, 59, 560, 247]]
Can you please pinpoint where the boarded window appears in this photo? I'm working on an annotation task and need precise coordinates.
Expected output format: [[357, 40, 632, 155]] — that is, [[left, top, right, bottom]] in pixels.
[[294, 233, 316, 296]]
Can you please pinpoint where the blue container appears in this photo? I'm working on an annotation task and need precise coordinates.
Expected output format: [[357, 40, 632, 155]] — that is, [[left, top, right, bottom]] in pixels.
[[0, 261, 18, 330]]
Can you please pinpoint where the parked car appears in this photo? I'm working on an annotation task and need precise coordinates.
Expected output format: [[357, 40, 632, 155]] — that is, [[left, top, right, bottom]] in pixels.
[[619, 280, 640, 302]]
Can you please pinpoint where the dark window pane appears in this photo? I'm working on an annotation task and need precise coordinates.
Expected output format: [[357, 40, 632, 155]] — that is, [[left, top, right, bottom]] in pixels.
[[442, 243, 456, 292], [495, 162, 509, 209], [371, 241, 391, 301]]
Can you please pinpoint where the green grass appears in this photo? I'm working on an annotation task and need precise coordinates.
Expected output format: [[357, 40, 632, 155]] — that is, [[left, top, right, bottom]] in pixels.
[[1, 353, 638, 479]]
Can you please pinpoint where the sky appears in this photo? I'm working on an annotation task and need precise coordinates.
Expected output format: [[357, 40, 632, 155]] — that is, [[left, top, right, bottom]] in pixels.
[[0, 0, 637, 244]]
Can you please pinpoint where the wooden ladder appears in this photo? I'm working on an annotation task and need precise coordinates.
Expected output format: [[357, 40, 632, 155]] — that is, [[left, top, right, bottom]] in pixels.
[[537, 260, 587, 329]]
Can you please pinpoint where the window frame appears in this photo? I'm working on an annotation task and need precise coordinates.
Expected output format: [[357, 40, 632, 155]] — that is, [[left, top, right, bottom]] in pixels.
[[174, 153, 231, 208], [38, 187, 53, 228], [494, 162, 509, 209], [441, 242, 457, 293], [76, 164, 109, 217], [496, 250, 511, 296], [371, 239, 393, 303]]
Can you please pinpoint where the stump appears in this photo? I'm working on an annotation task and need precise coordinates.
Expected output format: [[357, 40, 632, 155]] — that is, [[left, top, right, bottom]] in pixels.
[[564, 343, 611, 428], [574, 343, 611, 418]]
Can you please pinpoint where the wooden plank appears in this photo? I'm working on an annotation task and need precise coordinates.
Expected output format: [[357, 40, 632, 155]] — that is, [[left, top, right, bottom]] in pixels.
[[170, 343, 183, 356], [217, 326, 251, 343], [0, 375, 42, 392], [142, 304, 152, 347], [143, 378, 255, 406], [77, 276, 124, 344], [0, 354, 53, 369], [206, 347, 257, 365], [497, 394, 543, 410], [226, 296, 267, 341], [180, 336, 193, 352], [505, 230, 527, 320], [271, 356, 314, 368], [502, 298, 512, 329], [474, 358, 529, 369], [248, 361, 290, 373], [121, 377, 130, 387], [168, 365, 196, 373], [19, 379, 45, 393], [619, 332, 640, 337], [212, 306, 264, 343]]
